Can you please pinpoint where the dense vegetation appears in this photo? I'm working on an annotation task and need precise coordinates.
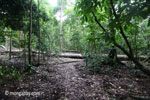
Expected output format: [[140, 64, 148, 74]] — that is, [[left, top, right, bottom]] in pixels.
[[0, 0, 150, 99], [75, 0, 150, 75]]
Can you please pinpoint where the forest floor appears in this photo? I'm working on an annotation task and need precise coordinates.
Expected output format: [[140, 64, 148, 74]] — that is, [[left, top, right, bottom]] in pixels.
[[0, 57, 150, 100]]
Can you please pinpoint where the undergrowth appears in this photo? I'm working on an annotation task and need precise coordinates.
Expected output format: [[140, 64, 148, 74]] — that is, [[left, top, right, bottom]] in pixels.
[[0, 64, 37, 85], [0, 66, 22, 84], [84, 55, 119, 73]]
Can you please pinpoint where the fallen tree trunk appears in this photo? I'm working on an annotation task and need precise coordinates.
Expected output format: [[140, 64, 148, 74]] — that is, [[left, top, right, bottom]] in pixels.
[[59, 53, 147, 61], [0, 51, 148, 61]]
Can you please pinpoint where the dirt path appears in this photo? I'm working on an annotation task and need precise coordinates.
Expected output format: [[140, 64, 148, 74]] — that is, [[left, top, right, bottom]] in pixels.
[[0, 58, 110, 100], [54, 58, 109, 100], [0, 57, 150, 100]]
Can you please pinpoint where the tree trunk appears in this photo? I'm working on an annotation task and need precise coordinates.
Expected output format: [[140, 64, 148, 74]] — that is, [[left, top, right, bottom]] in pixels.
[[24, 31, 26, 64], [9, 31, 12, 60], [59, 0, 63, 52], [38, 0, 41, 64], [19, 31, 22, 56], [28, 0, 32, 65], [21, 0, 27, 65]]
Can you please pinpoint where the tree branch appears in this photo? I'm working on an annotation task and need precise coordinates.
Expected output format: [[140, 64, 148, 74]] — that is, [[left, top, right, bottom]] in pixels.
[[110, 0, 134, 57], [92, 11, 106, 32], [113, 41, 131, 58]]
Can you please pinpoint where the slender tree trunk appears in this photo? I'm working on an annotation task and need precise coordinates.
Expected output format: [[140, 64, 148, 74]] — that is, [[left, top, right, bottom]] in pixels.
[[38, 0, 41, 64], [49, 36, 51, 52], [60, 0, 63, 51], [19, 31, 21, 51], [19, 31, 22, 56], [43, 51, 45, 61], [46, 32, 51, 54], [28, 0, 32, 65], [135, 30, 137, 59], [24, 31, 26, 63], [20, 0, 27, 65], [23, 14, 27, 65], [93, 33, 97, 57], [9, 31, 12, 60]]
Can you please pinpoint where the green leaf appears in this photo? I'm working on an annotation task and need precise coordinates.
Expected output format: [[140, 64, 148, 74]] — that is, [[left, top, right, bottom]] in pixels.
[[31, 66, 37, 71]]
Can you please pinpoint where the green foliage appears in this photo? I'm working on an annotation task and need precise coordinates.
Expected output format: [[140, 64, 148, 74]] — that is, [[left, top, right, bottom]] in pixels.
[[1, 0, 150, 76], [84, 56, 102, 73], [24, 62, 37, 74], [0, 66, 22, 84], [0, 0, 29, 30], [84, 53, 118, 73], [0, 25, 5, 45], [75, 0, 150, 58], [62, 8, 84, 51]]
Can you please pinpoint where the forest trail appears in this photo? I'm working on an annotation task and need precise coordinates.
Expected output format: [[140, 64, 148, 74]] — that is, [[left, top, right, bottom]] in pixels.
[[1, 57, 110, 100], [53, 58, 109, 100], [52, 58, 150, 100], [1, 57, 150, 100]]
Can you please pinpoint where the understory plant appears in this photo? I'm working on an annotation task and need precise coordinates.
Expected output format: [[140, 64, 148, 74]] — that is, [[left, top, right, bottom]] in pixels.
[[0, 66, 22, 84]]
